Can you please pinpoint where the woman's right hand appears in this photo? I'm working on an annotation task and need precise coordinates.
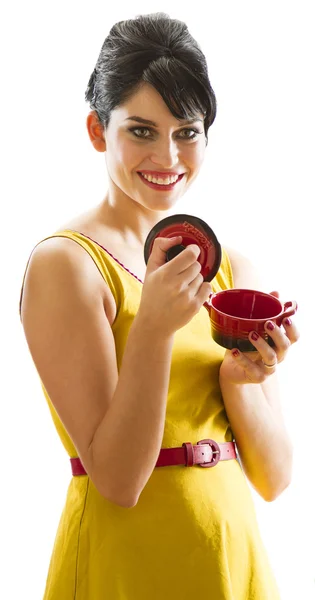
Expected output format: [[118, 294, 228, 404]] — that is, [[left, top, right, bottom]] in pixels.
[[139, 236, 212, 336]]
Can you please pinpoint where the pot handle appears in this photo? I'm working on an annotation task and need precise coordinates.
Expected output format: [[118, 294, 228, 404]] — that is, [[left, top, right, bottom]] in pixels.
[[203, 296, 212, 314], [276, 300, 298, 326]]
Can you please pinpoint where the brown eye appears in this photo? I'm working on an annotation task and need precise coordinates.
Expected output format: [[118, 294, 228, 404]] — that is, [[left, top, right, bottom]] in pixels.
[[178, 128, 200, 139], [128, 126, 201, 140], [129, 127, 152, 138]]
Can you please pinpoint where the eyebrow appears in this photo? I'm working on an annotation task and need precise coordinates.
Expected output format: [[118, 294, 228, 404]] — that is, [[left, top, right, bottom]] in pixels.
[[125, 115, 203, 127]]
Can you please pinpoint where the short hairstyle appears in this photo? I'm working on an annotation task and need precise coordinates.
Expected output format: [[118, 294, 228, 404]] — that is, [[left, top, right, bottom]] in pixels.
[[85, 12, 217, 142]]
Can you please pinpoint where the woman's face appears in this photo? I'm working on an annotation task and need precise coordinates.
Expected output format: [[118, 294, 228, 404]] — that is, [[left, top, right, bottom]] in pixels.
[[89, 83, 207, 212]]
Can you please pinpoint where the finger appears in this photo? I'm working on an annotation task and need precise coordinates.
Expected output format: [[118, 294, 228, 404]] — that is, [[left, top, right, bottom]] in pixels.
[[187, 272, 204, 296], [195, 281, 212, 304], [281, 317, 300, 344], [162, 244, 201, 280], [171, 244, 201, 274], [177, 260, 202, 286], [146, 236, 183, 272], [231, 349, 267, 382], [263, 321, 291, 354], [269, 290, 280, 299], [248, 329, 279, 365]]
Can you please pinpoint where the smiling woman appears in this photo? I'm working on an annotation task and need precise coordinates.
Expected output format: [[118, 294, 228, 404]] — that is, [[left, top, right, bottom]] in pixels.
[[19, 10, 298, 600], [85, 80, 208, 212]]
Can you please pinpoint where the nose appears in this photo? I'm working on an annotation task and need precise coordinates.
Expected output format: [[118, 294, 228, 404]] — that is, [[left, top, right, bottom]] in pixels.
[[150, 137, 179, 168]]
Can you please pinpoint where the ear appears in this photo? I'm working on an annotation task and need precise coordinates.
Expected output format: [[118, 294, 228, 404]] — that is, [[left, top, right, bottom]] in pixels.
[[86, 111, 106, 152]]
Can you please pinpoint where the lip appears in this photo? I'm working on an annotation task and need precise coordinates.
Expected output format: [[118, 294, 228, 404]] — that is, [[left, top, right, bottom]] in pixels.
[[137, 172, 185, 191], [137, 170, 184, 177]]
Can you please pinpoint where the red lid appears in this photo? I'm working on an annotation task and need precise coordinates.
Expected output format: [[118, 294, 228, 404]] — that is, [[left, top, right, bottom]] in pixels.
[[144, 214, 222, 282]]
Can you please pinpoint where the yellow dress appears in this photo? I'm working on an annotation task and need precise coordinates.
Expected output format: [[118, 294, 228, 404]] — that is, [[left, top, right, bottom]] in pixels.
[[20, 229, 280, 599]]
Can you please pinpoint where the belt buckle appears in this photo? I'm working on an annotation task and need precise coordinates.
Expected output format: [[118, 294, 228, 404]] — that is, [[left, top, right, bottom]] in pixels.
[[197, 438, 221, 468]]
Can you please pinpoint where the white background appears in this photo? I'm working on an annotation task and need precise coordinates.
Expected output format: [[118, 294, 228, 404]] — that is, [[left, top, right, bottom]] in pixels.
[[1, 1, 314, 598]]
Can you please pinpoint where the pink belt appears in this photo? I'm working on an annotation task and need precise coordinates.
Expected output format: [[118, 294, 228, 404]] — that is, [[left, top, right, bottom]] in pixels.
[[70, 439, 237, 476]]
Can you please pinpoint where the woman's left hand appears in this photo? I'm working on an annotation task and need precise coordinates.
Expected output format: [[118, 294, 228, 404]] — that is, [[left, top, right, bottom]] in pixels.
[[219, 291, 300, 385]]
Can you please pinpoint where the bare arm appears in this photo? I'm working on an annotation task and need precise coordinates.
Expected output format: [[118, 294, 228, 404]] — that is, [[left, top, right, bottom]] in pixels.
[[21, 236, 210, 508], [219, 248, 296, 501], [219, 376, 293, 501], [90, 315, 175, 507]]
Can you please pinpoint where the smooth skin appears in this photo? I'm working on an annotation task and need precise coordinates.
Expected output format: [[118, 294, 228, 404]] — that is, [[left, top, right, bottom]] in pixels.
[[21, 83, 299, 507]]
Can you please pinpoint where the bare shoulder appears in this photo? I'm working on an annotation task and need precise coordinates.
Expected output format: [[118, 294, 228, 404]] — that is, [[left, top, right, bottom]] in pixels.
[[224, 246, 264, 289], [21, 235, 116, 325]]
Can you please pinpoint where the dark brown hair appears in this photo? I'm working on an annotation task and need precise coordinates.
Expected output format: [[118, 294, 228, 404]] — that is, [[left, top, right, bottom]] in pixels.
[[85, 12, 217, 142]]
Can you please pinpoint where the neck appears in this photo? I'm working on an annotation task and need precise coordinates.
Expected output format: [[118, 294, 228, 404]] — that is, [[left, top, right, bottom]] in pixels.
[[96, 187, 173, 248]]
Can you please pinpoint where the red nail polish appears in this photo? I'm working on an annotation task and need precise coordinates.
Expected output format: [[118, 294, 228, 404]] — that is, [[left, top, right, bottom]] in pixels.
[[232, 349, 240, 357], [284, 317, 292, 326], [251, 331, 259, 341], [266, 321, 275, 331]]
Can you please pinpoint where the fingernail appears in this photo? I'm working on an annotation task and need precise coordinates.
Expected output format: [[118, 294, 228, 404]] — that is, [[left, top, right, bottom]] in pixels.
[[266, 321, 275, 331], [232, 349, 240, 357], [284, 317, 292, 326], [251, 331, 259, 341]]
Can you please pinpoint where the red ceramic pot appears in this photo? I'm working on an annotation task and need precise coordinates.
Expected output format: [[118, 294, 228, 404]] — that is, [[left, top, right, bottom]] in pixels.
[[144, 215, 298, 352], [204, 289, 297, 352]]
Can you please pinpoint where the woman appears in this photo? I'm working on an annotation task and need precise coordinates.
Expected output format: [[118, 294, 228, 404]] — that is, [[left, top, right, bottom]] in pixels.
[[20, 12, 299, 600]]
